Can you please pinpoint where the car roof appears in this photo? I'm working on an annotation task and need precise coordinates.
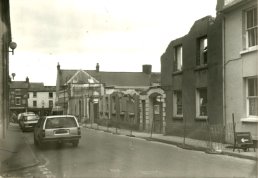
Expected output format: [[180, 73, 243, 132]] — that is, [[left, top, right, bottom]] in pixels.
[[45, 115, 76, 119], [20, 112, 35, 115]]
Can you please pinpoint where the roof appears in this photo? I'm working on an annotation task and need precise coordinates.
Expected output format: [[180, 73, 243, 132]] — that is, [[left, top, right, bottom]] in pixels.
[[10, 81, 55, 92], [218, 0, 254, 12], [29, 85, 56, 92], [10, 81, 29, 89], [59, 69, 160, 87]]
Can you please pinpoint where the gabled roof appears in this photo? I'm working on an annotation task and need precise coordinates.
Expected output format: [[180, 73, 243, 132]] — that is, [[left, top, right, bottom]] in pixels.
[[58, 69, 160, 87], [67, 70, 99, 84]]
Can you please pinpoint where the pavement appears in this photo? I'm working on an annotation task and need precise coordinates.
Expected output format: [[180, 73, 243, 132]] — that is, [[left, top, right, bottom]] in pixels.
[[0, 122, 257, 177], [0, 123, 39, 176], [84, 123, 258, 161]]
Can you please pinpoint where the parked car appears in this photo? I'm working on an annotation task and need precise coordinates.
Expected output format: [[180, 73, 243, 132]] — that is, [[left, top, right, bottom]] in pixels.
[[18, 112, 35, 121], [19, 114, 40, 131], [34, 115, 81, 148]]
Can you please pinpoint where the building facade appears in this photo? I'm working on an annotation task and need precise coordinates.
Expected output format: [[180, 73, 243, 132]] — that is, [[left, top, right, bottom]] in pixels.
[[10, 78, 56, 117], [56, 63, 165, 133], [161, 16, 224, 141], [217, 0, 258, 142], [0, 0, 12, 138], [9, 78, 30, 115], [28, 85, 56, 116]]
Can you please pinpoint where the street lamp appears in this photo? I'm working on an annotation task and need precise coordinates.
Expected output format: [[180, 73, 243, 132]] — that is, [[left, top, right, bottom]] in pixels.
[[9, 41, 17, 55]]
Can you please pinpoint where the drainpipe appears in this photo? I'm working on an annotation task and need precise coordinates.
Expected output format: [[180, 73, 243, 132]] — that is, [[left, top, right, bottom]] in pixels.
[[222, 14, 227, 142]]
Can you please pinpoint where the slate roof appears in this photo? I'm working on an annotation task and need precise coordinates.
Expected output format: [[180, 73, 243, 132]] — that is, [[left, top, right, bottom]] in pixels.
[[29, 85, 56, 92], [10, 81, 29, 89], [58, 70, 160, 87], [10, 81, 55, 92]]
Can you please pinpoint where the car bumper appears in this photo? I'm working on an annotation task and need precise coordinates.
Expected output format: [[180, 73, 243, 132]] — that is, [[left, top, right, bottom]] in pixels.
[[40, 136, 81, 143]]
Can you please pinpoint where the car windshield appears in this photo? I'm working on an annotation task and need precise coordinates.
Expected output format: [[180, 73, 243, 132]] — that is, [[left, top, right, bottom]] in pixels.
[[45, 117, 77, 129], [26, 115, 39, 120]]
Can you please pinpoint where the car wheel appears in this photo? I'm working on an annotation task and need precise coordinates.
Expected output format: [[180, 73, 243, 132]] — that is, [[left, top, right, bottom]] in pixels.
[[72, 140, 79, 147]]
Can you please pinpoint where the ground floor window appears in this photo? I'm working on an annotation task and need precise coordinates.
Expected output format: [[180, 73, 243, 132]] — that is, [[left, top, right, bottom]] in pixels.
[[173, 90, 183, 117], [196, 88, 207, 118], [33, 101, 37, 107], [247, 77, 258, 116], [15, 97, 21, 105]]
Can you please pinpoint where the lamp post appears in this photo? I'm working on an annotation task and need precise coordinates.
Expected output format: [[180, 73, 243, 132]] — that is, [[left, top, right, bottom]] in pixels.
[[41, 100, 45, 116]]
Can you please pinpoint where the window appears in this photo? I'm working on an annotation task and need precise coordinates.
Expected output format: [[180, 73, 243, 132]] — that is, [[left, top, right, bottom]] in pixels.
[[45, 117, 77, 129], [173, 90, 183, 117], [111, 97, 116, 113], [33, 101, 37, 107], [15, 97, 21, 105], [33, 92, 37, 98], [173, 45, 183, 72], [49, 92, 53, 98], [197, 37, 208, 66], [247, 78, 258, 116], [49, 100, 53, 108], [105, 97, 109, 111], [246, 7, 257, 47], [196, 88, 207, 117], [15, 89, 21, 95]]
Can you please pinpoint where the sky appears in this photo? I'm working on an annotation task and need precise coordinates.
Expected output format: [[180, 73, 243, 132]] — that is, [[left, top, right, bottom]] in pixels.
[[9, 0, 217, 86]]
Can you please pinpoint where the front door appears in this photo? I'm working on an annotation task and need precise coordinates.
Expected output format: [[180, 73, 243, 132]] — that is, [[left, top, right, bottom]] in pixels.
[[153, 101, 162, 133]]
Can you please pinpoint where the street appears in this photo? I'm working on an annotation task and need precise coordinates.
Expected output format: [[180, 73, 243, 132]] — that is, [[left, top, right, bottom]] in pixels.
[[5, 126, 257, 178]]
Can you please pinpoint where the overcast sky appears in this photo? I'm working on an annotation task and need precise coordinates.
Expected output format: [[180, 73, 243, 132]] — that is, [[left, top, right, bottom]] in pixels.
[[9, 0, 217, 86]]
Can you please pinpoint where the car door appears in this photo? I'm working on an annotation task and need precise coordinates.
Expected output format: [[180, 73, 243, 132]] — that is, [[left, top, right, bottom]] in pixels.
[[34, 117, 44, 140]]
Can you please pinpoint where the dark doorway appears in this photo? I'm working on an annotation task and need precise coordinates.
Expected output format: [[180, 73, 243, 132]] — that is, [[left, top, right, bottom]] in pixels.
[[142, 100, 146, 130], [153, 96, 162, 133]]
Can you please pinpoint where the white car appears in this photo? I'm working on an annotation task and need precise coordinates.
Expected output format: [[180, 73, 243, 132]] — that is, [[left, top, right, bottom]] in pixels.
[[19, 114, 39, 131], [34, 115, 81, 148]]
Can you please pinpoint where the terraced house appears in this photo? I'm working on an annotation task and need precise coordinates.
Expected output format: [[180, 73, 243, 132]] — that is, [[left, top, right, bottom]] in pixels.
[[161, 15, 224, 141], [217, 0, 258, 143], [161, 0, 258, 144], [0, 0, 13, 139]]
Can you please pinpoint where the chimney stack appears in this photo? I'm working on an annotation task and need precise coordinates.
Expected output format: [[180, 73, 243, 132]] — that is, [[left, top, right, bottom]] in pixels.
[[216, 0, 224, 12], [57, 62, 60, 71], [142, 64, 152, 74], [25, 76, 29, 83], [96, 63, 100, 72]]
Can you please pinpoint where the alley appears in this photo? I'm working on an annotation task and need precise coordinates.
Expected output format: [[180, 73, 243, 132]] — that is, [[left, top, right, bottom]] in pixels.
[[5, 126, 256, 178]]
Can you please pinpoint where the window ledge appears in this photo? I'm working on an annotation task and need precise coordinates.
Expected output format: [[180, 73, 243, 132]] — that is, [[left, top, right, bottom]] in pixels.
[[240, 117, 258, 123], [240, 46, 258, 55], [172, 70, 183, 76], [194, 65, 208, 71], [173, 116, 183, 120], [195, 116, 208, 121]]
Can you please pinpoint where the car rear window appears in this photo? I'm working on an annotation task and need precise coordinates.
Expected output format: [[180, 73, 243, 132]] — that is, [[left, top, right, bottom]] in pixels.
[[26, 115, 39, 120], [45, 117, 77, 129]]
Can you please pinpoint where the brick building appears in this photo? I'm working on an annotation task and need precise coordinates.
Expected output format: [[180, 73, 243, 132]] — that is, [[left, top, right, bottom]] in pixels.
[[161, 16, 224, 141]]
